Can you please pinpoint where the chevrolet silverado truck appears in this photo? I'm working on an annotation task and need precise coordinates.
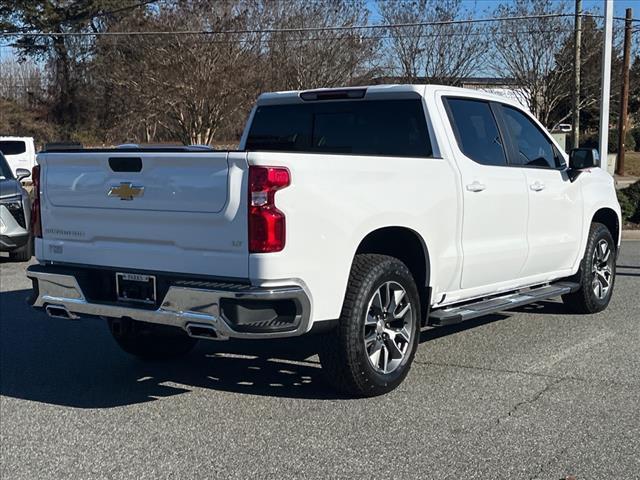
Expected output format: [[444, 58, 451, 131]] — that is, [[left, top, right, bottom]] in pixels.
[[26, 85, 621, 396]]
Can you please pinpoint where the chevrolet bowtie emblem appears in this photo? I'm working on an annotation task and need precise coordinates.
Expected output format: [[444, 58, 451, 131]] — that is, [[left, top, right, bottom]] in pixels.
[[108, 182, 144, 201]]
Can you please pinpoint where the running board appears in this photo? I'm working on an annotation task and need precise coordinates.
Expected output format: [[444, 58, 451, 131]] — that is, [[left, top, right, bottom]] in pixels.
[[428, 281, 580, 327]]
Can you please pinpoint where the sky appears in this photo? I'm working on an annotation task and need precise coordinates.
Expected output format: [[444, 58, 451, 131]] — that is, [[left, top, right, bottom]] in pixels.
[[367, 0, 639, 21], [462, 0, 639, 17]]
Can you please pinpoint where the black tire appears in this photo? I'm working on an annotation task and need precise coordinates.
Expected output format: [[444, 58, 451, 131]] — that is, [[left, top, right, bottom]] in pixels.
[[9, 235, 32, 262], [107, 318, 198, 360], [319, 254, 421, 397], [562, 222, 616, 314]]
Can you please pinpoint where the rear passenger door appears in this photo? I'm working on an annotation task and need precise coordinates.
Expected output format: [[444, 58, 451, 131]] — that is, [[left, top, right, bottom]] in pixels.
[[444, 97, 529, 290], [498, 104, 583, 277]]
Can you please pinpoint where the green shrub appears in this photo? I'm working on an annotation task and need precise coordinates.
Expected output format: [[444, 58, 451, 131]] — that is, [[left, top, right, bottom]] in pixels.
[[618, 180, 640, 224], [579, 129, 636, 153], [630, 126, 640, 152], [579, 131, 598, 149], [608, 129, 636, 153]]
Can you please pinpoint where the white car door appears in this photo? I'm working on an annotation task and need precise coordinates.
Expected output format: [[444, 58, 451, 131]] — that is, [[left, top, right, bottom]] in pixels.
[[499, 105, 583, 277], [443, 97, 529, 290]]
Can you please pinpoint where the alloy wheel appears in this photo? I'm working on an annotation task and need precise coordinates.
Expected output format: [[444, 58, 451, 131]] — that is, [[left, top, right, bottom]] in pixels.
[[363, 281, 414, 374], [591, 238, 614, 300]]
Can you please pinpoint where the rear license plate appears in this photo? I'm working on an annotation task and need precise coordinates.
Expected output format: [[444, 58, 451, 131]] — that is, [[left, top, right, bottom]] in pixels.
[[116, 272, 157, 304]]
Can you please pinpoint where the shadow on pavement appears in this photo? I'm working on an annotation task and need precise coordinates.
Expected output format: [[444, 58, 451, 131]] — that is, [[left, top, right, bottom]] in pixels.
[[617, 271, 640, 277], [5, 273, 620, 408], [616, 262, 640, 278], [420, 313, 509, 342], [509, 300, 578, 315], [2, 286, 513, 408], [0, 288, 344, 408]]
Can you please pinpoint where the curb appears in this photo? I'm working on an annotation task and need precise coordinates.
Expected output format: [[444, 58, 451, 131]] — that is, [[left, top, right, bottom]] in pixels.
[[622, 230, 640, 240]]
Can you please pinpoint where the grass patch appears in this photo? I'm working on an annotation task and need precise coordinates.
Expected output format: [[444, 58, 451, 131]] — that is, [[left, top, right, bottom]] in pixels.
[[621, 151, 640, 177]]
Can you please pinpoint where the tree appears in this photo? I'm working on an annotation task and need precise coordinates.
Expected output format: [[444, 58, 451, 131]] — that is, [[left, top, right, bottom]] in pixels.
[[490, 0, 572, 127], [94, 1, 261, 145], [261, 0, 380, 90], [0, 59, 45, 108], [0, 0, 149, 138], [92, 0, 381, 145], [550, 15, 623, 133], [0, 98, 56, 144], [376, 0, 487, 84]]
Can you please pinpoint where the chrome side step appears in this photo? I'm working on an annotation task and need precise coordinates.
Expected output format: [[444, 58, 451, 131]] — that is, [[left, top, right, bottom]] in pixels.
[[428, 281, 580, 327]]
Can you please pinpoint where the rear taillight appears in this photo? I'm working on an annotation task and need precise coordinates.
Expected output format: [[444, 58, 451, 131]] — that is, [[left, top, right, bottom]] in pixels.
[[248, 166, 290, 253], [31, 165, 42, 238]]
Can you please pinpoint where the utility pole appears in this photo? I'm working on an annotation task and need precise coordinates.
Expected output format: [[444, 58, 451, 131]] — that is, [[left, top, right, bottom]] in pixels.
[[615, 8, 633, 176], [572, 0, 582, 150], [598, 0, 614, 170]]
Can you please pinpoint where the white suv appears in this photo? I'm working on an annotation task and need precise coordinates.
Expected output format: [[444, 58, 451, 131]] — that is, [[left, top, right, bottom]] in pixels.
[[26, 85, 621, 396]]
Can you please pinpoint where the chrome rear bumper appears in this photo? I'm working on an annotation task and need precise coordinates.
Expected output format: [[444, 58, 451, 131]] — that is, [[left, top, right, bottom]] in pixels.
[[26, 267, 311, 340]]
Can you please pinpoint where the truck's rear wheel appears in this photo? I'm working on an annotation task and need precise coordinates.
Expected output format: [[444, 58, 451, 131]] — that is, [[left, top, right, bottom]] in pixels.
[[562, 222, 616, 314], [319, 254, 420, 397], [107, 318, 197, 360]]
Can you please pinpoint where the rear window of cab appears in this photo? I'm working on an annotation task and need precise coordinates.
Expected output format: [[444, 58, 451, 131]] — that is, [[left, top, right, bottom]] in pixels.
[[245, 99, 433, 158]]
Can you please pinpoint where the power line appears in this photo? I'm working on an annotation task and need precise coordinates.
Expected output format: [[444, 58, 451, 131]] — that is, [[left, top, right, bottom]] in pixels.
[[0, 28, 580, 51], [0, 12, 580, 37]]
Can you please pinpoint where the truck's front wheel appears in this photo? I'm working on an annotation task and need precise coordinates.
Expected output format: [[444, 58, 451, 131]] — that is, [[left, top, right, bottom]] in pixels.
[[107, 318, 198, 360], [562, 222, 616, 314], [319, 254, 421, 397]]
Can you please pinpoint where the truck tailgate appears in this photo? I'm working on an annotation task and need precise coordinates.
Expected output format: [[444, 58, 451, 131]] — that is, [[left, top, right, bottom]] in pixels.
[[37, 151, 249, 278]]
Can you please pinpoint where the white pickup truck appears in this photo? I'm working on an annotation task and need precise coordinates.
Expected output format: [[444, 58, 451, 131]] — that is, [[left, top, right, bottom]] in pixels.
[[27, 85, 621, 396]]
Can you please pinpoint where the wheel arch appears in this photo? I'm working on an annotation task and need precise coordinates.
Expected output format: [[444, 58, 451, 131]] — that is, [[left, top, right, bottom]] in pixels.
[[354, 226, 431, 324], [592, 207, 620, 246]]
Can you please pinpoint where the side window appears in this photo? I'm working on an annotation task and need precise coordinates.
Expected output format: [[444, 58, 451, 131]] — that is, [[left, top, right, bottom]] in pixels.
[[0, 141, 27, 156], [501, 106, 559, 168], [445, 98, 507, 166], [245, 105, 312, 151]]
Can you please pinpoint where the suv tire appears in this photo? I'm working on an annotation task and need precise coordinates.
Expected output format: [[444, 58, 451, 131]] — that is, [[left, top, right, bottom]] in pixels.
[[107, 318, 198, 360], [562, 222, 616, 314], [319, 254, 421, 397]]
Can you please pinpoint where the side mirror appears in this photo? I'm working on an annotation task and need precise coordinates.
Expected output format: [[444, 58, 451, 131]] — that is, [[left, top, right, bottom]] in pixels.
[[15, 168, 31, 182], [569, 148, 599, 170]]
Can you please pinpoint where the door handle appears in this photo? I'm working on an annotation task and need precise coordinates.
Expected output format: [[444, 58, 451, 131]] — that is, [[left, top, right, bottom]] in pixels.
[[466, 181, 486, 192], [530, 181, 545, 192]]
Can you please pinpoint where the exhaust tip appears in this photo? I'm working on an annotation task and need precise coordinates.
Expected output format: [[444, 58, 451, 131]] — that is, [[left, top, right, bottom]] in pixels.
[[185, 323, 219, 340], [45, 304, 77, 320]]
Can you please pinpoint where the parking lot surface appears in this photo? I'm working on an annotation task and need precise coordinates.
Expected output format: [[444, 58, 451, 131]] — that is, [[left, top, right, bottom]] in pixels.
[[1, 241, 639, 479]]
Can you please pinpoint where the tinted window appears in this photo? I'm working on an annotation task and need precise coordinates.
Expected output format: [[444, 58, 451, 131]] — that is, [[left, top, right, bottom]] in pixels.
[[0, 153, 14, 179], [502, 106, 559, 168], [246, 99, 432, 157], [445, 98, 507, 166], [0, 141, 26, 156]]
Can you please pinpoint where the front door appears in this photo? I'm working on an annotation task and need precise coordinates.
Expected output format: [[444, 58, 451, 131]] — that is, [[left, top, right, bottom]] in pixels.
[[499, 105, 583, 277]]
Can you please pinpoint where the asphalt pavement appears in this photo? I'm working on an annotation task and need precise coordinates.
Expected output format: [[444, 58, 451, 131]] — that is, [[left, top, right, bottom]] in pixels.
[[1, 241, 639, 479]]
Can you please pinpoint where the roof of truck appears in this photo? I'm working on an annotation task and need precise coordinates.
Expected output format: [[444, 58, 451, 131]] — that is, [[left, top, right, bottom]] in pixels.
[[257, 84, 527, 111]]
